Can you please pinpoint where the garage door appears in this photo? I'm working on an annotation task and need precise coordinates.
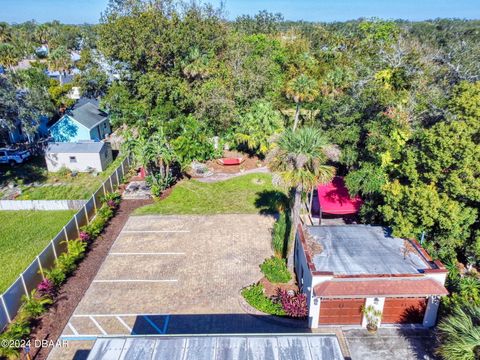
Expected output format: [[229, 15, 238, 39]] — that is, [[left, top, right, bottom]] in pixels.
[[382, 298, 427, 324], [319, 298, 364, 325]]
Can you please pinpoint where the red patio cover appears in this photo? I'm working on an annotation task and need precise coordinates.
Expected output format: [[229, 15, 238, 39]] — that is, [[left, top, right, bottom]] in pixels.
[[317, 176, 363, 215]]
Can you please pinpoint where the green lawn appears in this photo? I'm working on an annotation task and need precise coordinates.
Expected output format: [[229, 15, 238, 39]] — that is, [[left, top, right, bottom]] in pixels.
[[135, 173, 288, 215], [0, 210, 76, 293], [15, 156, 124, 200]]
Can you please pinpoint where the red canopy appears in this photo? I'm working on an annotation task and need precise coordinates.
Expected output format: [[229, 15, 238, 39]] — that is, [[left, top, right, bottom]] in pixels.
[[317, 176, 363, 215]]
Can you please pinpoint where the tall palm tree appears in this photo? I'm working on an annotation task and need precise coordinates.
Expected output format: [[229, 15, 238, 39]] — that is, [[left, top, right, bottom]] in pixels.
[[267, 127, 335, 268], [48, 46, 71, 84], [285, 74, 319, 131], [436, 305, 480, 360]]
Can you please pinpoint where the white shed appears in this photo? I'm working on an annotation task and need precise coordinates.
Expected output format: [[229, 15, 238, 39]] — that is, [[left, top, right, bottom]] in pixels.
[[45, 142, 113, 172]]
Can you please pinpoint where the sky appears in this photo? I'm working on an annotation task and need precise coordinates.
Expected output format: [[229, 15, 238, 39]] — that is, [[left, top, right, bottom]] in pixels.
[[0, 0, 479, 24]]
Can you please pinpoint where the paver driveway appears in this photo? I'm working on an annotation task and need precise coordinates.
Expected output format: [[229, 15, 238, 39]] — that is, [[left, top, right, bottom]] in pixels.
[[50, 214, 304, 359]]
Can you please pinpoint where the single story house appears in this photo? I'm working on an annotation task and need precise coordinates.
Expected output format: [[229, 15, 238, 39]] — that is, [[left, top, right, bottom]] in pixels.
[[49, 101, 111, 142], [295, 225, 448, 328], [45, 141, 113, 172]]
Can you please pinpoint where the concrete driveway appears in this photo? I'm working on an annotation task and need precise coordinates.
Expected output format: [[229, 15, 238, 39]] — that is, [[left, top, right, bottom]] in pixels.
[[345, 327, 437, 360]]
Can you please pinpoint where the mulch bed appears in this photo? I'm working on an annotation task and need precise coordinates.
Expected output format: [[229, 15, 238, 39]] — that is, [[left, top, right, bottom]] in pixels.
[[204, 151, 265, 174], [259, 277, 299, 298], [27, 198, 152, 360]]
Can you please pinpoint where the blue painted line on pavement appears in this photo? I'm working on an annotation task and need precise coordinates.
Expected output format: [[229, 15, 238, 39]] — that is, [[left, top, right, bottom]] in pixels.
[[162, 315, 170, 334], [143, 315, 164, 334]]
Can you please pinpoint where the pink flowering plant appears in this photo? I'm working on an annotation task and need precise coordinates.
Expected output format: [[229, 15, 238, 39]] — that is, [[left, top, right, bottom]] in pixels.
[[276, 289, 308, 318], [79, 231, 91, 242], [37, 278, 55, 297]]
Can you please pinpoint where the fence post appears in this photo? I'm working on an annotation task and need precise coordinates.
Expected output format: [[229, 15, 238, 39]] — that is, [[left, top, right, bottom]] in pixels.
[[51, 240, 58, 259], [1, 295, 11, 323], [121, 161, 125, 179], [20, 274, 29, 299], [102, 182, 107, 196], [115, 168, 120, 188], [84, 204, 89, 224], [74, 215, 80, 237], [37, 256, 44, 279], [64, 227, 70, 245], [93, 194, 97, 213]]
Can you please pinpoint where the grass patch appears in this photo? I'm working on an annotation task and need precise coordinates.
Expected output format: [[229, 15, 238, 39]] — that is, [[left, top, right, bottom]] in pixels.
[[15, 156, 124, 200], [241, 283, 285, 316], [135, 173, 287, 215], [0, 210, 76, 293], [260, 257, 291, 283], [272, 212, 291, 258]]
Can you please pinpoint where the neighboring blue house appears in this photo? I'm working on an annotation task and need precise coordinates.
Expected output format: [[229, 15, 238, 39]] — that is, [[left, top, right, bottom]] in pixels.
[[0, 116, 49, 144], [49, 102, 111, 142]]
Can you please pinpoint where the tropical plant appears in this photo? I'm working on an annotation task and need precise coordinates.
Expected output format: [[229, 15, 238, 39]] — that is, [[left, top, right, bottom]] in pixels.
[[361, 305, 383, 332], [285, 74, 319, 130], [272, 212, 291, 257], [241, 283, 285, 316], [21, 290, 53, 318], [37, 278, 55, 297], [0, 43, 19, 70], [276, 288, 308, 318], [146, 172, 175, 198], [235, 101, 284, 155], [267, 127, 335, 267], [48, 46, 71, 84], [260, 256, 291, 283], [436, 305, 480, 360]]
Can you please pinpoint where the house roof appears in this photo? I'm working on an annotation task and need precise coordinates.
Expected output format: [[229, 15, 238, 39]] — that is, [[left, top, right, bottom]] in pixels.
[[46, 141, 106, 154], [305, 225, 430, 275], [67, 102, 107, 130], [314, 278, 449, 298], [87, 335, 344, 360]]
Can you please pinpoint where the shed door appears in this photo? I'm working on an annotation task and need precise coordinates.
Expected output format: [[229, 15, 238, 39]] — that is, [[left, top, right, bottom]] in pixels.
[[382, 298, 427, 324], [319, 298, 364, 325]]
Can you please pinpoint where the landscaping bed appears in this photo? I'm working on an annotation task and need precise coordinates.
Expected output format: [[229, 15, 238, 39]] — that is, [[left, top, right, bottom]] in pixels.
[[0, 210, 76, 293], [134, 173, 286, 215], [21, 198, 152, 360]]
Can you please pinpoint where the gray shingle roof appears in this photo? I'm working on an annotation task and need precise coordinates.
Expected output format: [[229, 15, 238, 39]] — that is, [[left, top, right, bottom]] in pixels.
[[46, 141, 106, 154], [68, 102, 108, 130]]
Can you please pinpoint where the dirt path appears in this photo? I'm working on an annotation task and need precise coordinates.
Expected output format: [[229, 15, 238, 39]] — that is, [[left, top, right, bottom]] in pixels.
[[29, 199, 152, 360]]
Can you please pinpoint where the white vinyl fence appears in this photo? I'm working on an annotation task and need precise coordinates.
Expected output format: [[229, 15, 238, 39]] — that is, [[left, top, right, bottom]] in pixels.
[[0, 156, 131, 332], [0, 200, 87, 211]]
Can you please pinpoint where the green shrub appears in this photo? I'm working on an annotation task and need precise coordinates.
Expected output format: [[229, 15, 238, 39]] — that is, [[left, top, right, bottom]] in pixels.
[[44, 266, 66, 287], [146, 172, 175, 197], [260, 256, 291, 283], [67, 239, 87, 262], [21, 290, 52, 318], [241, 283, 285, 316], [272, 212, 290, 257]]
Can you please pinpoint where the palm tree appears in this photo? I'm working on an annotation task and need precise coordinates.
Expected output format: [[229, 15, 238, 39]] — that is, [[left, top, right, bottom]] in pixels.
[[285, 74, 319, 131], [436, 305, 480, 360], [48, 46, 71, 84], [0, 22, 12, 43], [0, 43, 19, 71], [267, 127, 335, 268]]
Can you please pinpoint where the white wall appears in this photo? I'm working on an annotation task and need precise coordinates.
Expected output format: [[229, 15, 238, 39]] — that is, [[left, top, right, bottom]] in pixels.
[[46, 151, 104, 172], [0, 200, 86, 210]]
